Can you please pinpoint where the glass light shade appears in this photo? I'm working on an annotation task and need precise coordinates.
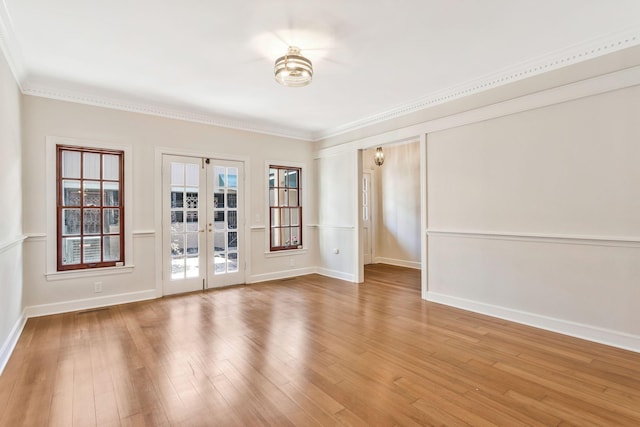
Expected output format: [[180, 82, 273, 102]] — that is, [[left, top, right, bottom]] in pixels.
[[374, 147, 385, 166], [274, 46, 313, 87]]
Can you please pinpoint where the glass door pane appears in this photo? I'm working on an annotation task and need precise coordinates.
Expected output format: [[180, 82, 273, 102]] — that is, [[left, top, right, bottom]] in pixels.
[[207, 161, 244, 288], [170, 162, 201, 280], [163, 155, 206, 295], [212, 167, 235, 275]]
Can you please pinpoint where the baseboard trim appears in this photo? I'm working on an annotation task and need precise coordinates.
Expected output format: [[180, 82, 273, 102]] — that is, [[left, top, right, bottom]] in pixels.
[[425, 291, 640, 353], [24, 289, 157, 318], [316, 268, 356, 283], [0, 310, 27, 376], [247, 267, 317, 284], [374, 257, 421, 270]]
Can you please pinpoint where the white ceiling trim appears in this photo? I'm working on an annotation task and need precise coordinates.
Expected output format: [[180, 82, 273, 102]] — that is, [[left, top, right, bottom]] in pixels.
[[314, 64, 640, 159], [22, 84, 314, 141], [313, 27, 640, 141], [1, 0, 639, 143], [0, 0, 314, 141], [0, 0, 25, 90]]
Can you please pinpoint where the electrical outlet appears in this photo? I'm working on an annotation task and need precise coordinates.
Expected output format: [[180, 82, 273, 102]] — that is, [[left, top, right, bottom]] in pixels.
[[289, 258, 295, 267], [94, 281, 103, 293]]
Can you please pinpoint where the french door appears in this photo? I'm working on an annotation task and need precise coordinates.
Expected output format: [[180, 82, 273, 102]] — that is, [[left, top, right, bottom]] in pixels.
[[162, 155, 245, 295]]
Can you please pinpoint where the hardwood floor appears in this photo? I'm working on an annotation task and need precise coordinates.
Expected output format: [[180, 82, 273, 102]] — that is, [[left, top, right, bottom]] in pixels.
[[1, 264, 640, 426]]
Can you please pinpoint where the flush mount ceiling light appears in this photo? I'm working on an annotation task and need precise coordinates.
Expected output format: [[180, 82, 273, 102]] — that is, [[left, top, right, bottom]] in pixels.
[[274, 46, 313, 87]]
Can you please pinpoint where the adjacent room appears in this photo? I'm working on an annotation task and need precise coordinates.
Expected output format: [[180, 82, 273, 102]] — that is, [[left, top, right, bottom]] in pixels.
[[1, 1, 640, 425]]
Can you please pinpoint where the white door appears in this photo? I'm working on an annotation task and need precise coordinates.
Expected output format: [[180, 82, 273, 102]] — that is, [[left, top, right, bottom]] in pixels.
[[207, 160, 245, 288], [163, 155, 245, 295], [363, 172, 373, 265]]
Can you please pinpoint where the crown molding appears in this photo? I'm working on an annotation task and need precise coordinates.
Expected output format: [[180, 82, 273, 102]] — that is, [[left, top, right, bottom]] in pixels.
[[314, 64, 640, 158], [312, 27, 640, 141], [0, 2, 313, 140], [21, 84, 315, 141], [0, 0, 26, 89], [2, 0, 639, 143]]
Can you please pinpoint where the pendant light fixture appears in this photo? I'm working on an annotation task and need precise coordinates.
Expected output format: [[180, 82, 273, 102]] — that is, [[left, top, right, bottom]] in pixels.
[[274, 46, 313, 87], [374, 147, 385, 166]]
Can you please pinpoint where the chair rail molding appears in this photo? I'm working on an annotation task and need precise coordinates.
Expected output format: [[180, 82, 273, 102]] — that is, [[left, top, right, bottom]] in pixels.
[[0, 235, 26, 254], [426, 229, 640, 248]]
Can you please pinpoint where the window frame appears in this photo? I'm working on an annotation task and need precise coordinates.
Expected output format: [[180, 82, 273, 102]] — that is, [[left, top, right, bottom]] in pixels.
[[268, 165, 303, 252], [56, 144, 125, 271]]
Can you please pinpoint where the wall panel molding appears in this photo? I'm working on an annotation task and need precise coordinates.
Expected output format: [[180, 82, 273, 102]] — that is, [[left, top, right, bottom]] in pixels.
[[132, 230, 156, 237], [24, 233, 46, 242], [426, 229, 640, 248], [0, 235, 26, 254], [310, 224, 356, 230]]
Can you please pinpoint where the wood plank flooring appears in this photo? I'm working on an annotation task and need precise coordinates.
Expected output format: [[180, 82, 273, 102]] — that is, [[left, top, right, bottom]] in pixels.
[[1, 264, 640, 426]]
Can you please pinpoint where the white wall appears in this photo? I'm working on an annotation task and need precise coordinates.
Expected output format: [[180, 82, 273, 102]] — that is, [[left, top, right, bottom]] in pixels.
[[21, 96, 317, 314], [315, 152, 358, 281], [314, 47, 640, 351], [0, 45, 24, 373], [373, 142, 420, 268], [316, 143, 422, 281], [427, 85, 640, 350]]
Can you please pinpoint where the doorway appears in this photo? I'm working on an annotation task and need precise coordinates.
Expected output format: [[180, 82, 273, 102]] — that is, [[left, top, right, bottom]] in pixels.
[[162, 155, 245, 295], [360, 141, 423, 275]]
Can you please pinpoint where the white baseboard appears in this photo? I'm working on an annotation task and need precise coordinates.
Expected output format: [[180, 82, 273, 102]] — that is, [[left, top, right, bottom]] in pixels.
[[316, 268, 356, 283], [426, 291, 640, 353], [247, 267, 317, 284], [374, 257, 421, 269], [0, 310, 27, 376], [24, 289, 158, 318]]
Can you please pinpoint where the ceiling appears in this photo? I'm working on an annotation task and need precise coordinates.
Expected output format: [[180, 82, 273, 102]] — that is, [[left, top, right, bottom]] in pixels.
[[1, 1, 640, 141]]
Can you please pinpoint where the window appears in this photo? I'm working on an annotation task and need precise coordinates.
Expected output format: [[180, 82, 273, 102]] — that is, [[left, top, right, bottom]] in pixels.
[[269, 165, 302, 251], [56, 145, 124, 271]]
